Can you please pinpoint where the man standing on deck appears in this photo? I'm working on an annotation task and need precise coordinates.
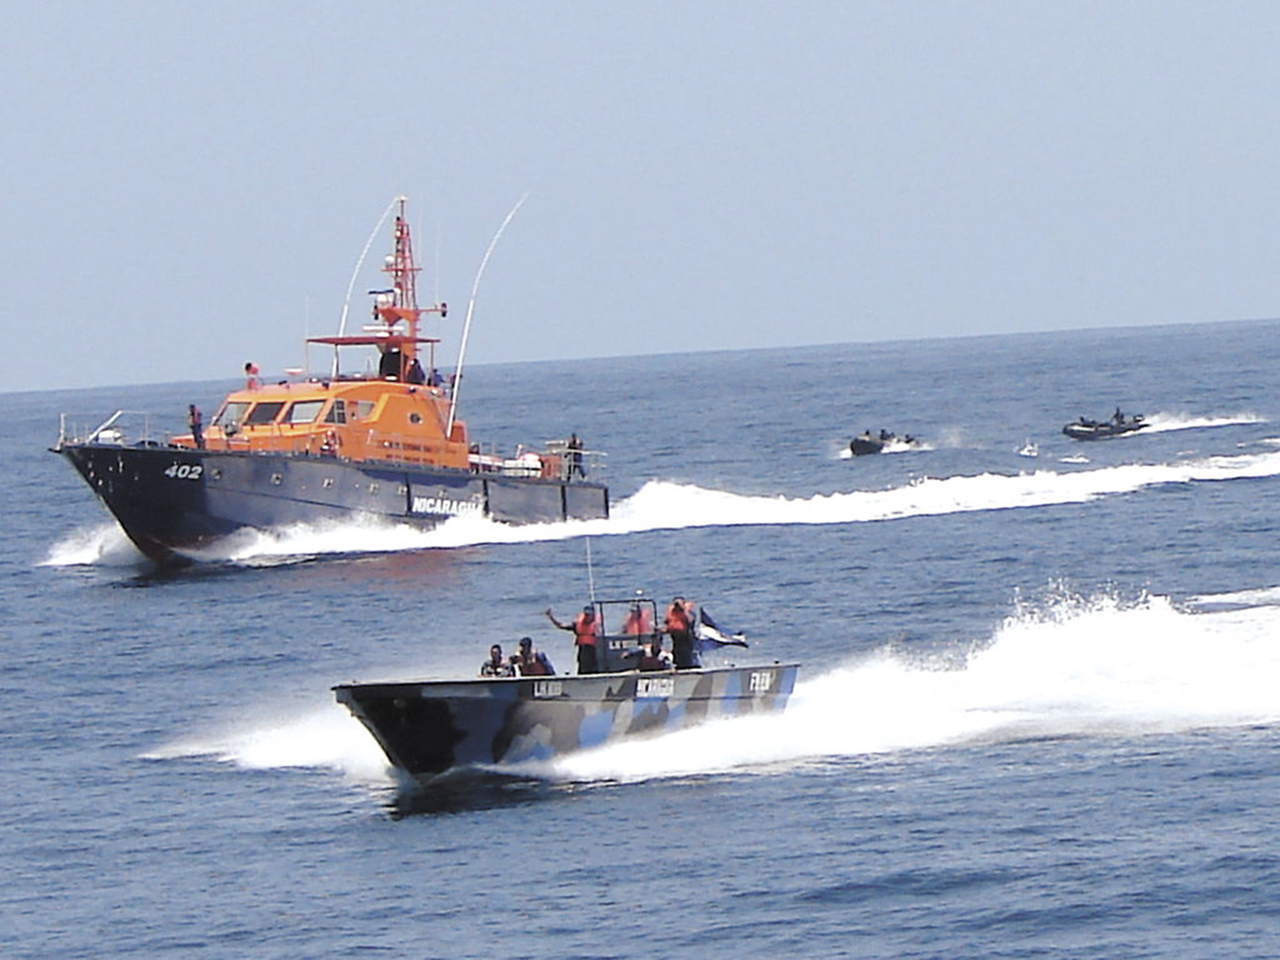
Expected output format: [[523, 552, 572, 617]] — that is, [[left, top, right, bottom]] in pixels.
[[664, 597, 697, 670], [188, 404, 205, 449], [546, 605, 600, 674], [568, 433, 585, 478]]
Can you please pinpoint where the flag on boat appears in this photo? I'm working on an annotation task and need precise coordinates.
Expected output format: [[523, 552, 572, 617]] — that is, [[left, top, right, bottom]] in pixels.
[[695, 608, 749, 650]]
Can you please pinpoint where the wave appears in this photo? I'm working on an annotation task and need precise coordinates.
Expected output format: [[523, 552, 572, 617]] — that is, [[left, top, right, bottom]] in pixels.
[[141, 701, 392, 784], [38, 522, 146, 568], [1139, 410, 1266, 434], [151, 589, 1280, 787], [548, 590, 1280, 783], [1186, 584, 1280, 612], [837, 438, 932, 459], [44, 447, 1280, 566]]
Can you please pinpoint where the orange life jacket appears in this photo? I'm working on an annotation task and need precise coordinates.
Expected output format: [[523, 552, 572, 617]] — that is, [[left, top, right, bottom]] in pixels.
[[573, 613, 598, 647], [666, 605, 691, 633], [622, 609, 652, 635], [516, 652, 550, 676]]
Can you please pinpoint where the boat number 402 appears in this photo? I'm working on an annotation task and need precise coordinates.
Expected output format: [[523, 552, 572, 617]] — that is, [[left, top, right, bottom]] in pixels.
[[164, 463, 203, 480]]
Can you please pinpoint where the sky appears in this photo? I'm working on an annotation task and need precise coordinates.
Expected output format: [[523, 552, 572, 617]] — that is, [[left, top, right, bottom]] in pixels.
[[3, 1, 1279, 393]]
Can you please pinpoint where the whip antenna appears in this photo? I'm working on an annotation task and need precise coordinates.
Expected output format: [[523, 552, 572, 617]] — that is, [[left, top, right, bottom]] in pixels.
[[446, 193, 528, 435], [334, 196, 400, 376], [585, 537, 597, 603]]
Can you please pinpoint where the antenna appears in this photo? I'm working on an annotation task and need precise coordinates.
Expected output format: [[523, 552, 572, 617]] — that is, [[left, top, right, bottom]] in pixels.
[[446, 193, 528, 436], [433, 219, 442, 308], [585, 536, 597, 603], [334, 196, 400, 376]]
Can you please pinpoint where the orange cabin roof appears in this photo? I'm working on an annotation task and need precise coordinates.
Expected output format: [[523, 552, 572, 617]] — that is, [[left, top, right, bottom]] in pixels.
[[174, 377, 470, 469]]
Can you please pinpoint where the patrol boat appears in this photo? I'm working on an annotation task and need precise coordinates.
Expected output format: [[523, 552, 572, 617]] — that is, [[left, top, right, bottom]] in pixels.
[[1062, 410, 1148, 440], [849, 430, 920, 455], [53, 198, 608, 563], [333, 597, 799, 781]]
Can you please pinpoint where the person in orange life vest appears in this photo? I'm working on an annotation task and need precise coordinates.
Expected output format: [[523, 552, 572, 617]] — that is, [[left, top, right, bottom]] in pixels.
[[545, 605, 600, 674], [664, 597, 697, 669], [511, 636, 554, 677], [620, 602, 652, 636]]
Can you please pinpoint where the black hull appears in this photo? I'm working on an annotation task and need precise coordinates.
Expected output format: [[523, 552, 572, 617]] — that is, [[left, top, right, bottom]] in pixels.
[[334, 663, 799, 779], [58, 443, 608, 563], [1062, 421, 1148, 440], [849, 437, 885, 456]]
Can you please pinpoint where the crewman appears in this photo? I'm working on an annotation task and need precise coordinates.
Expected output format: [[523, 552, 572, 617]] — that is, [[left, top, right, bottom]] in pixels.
[[188, 404, 205, 449], [665, 597, 697, 670], [620, 602, 652, 636], [511, 636, 555, 677], [568, 432, 586, 478], [480, 644, 514, 678], [546, 605, 600, 674]]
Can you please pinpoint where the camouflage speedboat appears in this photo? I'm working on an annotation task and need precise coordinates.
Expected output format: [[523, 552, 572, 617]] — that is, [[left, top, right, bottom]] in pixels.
[[333, 597, 799, 781]]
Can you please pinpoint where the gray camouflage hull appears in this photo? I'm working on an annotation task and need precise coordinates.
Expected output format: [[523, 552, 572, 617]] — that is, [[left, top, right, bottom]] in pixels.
[[334, 664, 799, 779]]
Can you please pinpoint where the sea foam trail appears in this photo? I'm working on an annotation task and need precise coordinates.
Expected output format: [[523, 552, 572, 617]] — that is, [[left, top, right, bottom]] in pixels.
[[548, 591, 1280, 783], [156, 589, 1280, 786], [141, 701, 392, 784], [183, 447, 1280, 562], [1139, 410, 1266, 434], [39, 522, 146, 568], [44, 446, 1280, 566]]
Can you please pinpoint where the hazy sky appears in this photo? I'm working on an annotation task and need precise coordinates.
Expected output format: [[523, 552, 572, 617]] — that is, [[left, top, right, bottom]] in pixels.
[[4, 2, 1279, 393]]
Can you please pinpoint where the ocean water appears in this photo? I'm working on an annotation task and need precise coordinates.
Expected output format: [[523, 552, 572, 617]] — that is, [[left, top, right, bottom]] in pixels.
[[3, 320, 1279, 958]]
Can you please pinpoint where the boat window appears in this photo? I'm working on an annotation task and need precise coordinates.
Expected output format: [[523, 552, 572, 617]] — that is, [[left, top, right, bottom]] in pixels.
[[245, 402, 285, 425], [283, 400, 325, 424], [324, 400, 347, 424], [349, 400, 375, 421], [214, 402, 250, 429]]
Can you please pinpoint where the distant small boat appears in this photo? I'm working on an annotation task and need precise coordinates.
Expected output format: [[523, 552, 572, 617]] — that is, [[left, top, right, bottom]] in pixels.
[[849, 430, 919, 456], [1063, 410, 1148, 441]]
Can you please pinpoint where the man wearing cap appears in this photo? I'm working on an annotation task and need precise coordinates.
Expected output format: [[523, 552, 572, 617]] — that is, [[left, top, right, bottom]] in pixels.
[[545, 604, 601, 674]]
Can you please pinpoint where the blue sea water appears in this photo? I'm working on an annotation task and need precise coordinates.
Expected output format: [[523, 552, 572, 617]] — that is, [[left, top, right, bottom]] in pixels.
[[3, 320, 1279, 958]]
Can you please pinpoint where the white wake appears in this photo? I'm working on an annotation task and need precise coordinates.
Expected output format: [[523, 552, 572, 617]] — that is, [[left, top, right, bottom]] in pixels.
[[146, 588, 1280, 787], [45, 447, 1280, 566], [1139, 410, 1266, 434]]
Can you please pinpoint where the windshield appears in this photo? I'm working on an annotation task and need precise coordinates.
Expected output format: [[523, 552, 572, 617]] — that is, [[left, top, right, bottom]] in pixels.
[[244, 402, 285, 425], [283, 400, 325, 424], [214, 402, 250, 429]]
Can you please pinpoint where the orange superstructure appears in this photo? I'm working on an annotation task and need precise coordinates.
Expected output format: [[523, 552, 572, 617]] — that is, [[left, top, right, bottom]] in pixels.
[[169, 199, 566, 481], [177, 378, 466, 467], [56, 195, 605, 564]]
